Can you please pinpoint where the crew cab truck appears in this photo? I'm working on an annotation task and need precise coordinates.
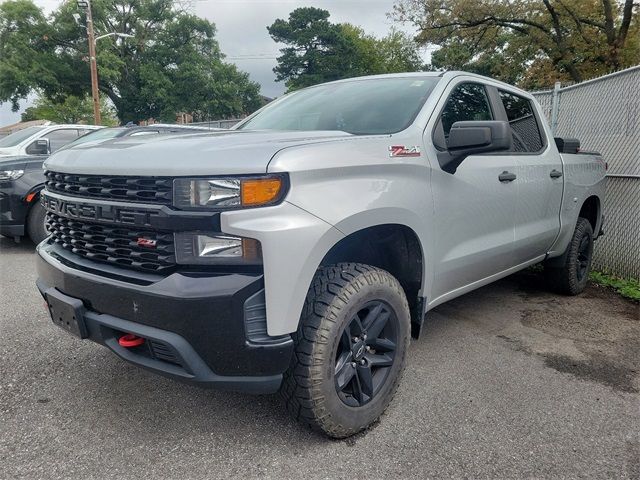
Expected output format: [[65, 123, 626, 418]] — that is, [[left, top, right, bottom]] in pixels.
[[36, 72, 605, 438]]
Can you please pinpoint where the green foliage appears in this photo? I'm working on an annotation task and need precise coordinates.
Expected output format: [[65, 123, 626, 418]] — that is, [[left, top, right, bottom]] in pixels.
[[21, 94, 118, 125], [268, 7, 424, 91], [0, 0, 51, 111], [392, 0, 639, 89], [590, 271, 640, 302], [0, 0, 262, 123]]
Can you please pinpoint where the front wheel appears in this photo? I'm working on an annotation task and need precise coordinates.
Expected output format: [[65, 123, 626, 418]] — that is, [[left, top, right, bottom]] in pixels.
[[281, 263, 410, 438], [544, 217, 594, 295], [27, 201, 48, 244]]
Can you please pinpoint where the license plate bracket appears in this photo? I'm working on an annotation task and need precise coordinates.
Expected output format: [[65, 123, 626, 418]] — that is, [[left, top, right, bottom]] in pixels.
[[45, 288, 88, 339]]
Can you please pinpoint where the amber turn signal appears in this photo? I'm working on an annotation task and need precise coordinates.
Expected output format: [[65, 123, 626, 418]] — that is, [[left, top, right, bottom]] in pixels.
[[241, 178, 283, 207]]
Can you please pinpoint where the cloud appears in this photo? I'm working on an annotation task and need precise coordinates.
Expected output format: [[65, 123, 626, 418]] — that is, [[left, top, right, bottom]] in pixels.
[[1, 0, 417, 125], [196, 0, 417, 97]]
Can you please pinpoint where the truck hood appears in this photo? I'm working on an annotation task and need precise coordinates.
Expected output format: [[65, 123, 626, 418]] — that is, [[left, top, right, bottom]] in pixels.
[[44, 130, 352, 176], [0, 147, 22, 157]]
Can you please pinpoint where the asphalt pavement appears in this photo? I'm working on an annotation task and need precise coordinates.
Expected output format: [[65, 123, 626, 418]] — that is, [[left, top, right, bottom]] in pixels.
[[1, 236, 638, 479]]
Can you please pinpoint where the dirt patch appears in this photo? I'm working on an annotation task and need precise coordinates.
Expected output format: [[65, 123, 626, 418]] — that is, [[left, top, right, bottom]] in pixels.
[[544, 353, 638, 394], [497, 271, 640, 393]]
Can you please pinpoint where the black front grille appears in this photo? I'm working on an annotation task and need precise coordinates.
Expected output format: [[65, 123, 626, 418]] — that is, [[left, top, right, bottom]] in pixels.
[[46, 213, 176, 272], [44, 171, 173, 205]]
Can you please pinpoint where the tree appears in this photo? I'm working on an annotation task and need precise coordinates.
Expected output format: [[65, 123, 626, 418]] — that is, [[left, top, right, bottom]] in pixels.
[[0, 0, 262, 123], [21, 94, 118, 125], [268, 7, 424, 91], [0, 0, 51, 111], [392, 0, 639, 88]]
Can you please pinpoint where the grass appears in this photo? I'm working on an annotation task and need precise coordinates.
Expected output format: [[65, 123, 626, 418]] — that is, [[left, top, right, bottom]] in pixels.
[[589, 271, 640, 302], [527, 264, 639, 302]]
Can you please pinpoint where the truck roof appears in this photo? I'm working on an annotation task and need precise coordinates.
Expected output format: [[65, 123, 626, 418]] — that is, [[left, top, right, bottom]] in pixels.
[[314, 71, 533, 98]]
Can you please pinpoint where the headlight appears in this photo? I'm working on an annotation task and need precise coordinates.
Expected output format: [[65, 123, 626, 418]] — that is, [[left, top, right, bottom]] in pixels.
[[174, 232, 262, 265], [0, 169, 24, 180], [173, 174, 287, 210]]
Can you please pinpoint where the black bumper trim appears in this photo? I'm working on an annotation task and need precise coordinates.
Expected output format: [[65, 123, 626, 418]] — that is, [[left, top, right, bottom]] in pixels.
[[0, 223, 24, 237], [38, 283, 282, 393], [36, 243, 294, 393]]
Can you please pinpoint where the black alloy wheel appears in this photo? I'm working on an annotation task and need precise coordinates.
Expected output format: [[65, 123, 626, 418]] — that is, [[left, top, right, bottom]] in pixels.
[[544, 217, 594, 295], [281, 263, 411, 438], [334, 301, 398, 407], [576, 232, 591, 283]]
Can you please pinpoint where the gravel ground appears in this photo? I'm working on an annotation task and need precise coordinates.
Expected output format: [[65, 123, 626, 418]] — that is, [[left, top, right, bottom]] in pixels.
[[1, 236, 638, 479]]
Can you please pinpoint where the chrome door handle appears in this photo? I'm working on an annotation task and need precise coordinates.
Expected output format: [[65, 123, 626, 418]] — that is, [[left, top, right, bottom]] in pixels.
[[550, 169, 563, 179], [498, 171, 517, 182]]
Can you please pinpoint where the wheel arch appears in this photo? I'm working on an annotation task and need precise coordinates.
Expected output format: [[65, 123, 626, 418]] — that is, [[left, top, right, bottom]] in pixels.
[[318, 220, 428, 338], [24, 184, 46, 220], [578, 195, 602, 236]]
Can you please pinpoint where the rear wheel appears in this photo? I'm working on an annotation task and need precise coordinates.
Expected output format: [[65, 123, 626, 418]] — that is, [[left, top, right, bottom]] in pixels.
[[544, 217, 594, 295], [26, 201, 48, 244], [281, 263, 410, 438]]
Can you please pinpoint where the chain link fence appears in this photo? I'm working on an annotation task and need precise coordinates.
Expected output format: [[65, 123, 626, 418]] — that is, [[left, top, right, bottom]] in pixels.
[[531, 65, 640, 280]]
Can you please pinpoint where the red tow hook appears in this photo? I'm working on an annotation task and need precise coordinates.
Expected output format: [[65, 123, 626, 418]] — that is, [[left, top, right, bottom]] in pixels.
[[118, 334, 145, 348]]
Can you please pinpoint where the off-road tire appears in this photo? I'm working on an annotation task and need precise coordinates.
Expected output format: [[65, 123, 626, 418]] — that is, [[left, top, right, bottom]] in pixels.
[[544, 217, 594, 295], [280, 263, 411, 438], [26, 201, 48, 244]]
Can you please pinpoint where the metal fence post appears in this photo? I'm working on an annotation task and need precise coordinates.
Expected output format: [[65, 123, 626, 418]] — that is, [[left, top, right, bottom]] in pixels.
[[550, 81, 561, 135]]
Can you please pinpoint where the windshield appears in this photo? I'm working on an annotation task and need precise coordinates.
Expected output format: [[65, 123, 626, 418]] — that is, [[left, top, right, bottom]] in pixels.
[[65, 127, 126, 147], [0, 126, 46, 148], [238, 76, 440, 135]]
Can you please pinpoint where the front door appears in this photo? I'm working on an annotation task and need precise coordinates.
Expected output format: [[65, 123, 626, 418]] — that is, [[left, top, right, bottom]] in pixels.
[[428, 81, 517, 301]]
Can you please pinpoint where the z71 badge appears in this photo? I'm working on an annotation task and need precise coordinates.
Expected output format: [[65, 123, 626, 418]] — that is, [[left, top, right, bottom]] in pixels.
[[389, 145, 421, 157]]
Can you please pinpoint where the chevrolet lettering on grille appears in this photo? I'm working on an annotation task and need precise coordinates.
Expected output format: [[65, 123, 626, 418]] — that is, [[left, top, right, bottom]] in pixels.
[[42, 193, 153, 226]]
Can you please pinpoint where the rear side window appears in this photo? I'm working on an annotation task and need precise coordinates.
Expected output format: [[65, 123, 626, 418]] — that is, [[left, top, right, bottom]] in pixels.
[[498, 90, 544, 152], [440, 83, 493, 136]]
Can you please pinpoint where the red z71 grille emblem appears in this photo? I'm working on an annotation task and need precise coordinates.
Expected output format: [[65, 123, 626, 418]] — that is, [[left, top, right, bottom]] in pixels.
[[137, 238, 157, 248]]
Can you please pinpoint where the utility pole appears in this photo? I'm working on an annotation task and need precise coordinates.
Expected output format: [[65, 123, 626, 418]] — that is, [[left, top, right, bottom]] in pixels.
[[78, 0, 101, 125]]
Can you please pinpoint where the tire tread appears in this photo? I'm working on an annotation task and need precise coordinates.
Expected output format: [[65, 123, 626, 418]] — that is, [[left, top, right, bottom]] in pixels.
[[280, 262, 409, 438], [545, 217, 594, 295]]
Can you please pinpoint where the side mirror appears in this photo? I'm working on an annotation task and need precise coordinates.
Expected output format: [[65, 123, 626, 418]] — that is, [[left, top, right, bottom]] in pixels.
[[26, 138, 51, 156], [438, 120, 512, 174]]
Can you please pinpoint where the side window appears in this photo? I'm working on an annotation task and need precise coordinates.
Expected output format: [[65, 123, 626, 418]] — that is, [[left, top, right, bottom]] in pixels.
[[77, 129, 94, 137], [498, 90, 544, 152], [440, 83, 493, 137], [44, 129, 81, 152]]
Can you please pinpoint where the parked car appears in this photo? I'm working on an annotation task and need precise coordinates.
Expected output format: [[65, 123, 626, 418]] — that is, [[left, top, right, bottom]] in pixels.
[[0, 124, 102, 157], [36, 72, 606, 438], [0, 125, 212, 243]]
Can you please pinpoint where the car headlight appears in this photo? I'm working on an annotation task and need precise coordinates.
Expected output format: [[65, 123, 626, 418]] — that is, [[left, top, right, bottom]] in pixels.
[[173, 174, 287, 210], [174, 232, 262, 265], [0, 169, 24, 180]]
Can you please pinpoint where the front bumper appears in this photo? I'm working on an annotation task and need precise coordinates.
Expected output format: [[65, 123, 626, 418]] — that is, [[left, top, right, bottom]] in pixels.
[[36, 242, 294, 393]]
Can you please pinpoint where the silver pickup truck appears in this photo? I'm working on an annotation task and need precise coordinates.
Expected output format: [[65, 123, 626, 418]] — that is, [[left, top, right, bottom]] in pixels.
[[36, 72, 606, 438]]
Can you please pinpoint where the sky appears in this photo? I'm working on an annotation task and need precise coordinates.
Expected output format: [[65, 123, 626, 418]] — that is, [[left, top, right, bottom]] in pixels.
[[0, 0, 423, 126]]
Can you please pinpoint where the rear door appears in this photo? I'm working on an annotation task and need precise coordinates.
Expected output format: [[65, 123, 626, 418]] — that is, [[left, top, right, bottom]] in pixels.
[[495, 89, 563, 264], [428, 80, 518, 301]]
